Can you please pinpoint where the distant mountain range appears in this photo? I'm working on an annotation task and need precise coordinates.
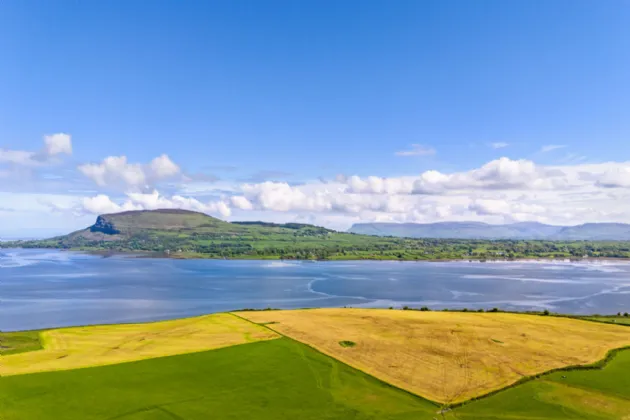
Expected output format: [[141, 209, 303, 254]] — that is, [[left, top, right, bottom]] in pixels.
[[348, 222, 630, 240]]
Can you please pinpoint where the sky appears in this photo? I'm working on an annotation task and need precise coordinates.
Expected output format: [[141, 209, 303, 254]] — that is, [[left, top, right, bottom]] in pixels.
[[1, 0, 630, 237]]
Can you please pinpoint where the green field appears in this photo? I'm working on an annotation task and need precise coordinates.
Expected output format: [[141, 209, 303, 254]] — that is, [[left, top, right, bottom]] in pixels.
[[0, 338, 436, 420], [451, 349, 630, 419], [585, 315, 630, 326], [3, 313, 630, 419], [0, 330, 42, 356]]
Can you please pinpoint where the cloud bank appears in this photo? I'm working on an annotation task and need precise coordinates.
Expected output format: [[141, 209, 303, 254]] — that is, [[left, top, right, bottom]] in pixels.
[[74, 157, 630, 229], [4, 133, 630, 232]]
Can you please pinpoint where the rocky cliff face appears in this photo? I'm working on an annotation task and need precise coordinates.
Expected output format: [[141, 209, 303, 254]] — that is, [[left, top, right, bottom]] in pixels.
[[89, 216, 121, 235]]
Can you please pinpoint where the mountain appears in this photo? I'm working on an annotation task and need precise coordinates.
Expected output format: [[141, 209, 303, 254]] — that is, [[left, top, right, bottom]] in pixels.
[[3, 209, 350, 259], [348, 221, 630, 240], [550, 223, 630, 241], [51, 209, 333, 246], [5, 210, 630, 260]]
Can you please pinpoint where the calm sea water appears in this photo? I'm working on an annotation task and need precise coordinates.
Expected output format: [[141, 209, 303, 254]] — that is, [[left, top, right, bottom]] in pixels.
[[2, 248, 630, 331]]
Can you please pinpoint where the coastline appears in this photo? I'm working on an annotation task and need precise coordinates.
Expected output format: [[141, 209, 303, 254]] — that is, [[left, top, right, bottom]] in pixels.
[[4, 246, 630, 264]]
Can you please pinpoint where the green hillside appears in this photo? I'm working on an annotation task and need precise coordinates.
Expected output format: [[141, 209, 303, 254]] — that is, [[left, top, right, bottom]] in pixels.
[[5, 209, 630, 260]]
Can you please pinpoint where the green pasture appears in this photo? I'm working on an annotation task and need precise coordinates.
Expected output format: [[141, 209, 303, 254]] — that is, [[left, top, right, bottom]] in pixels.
[[0, 338, 436, 420]]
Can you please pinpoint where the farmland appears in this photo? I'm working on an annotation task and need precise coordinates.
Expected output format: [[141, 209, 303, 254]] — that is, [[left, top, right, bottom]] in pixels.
[[585, 315, 630, 326], [451, 348, 630, 419], [0, 330, 42, 356], [0, 338, 435, 420], [238, 308, 630, 404], [0, 313, 278, 376], [2, 309, 630, 419]]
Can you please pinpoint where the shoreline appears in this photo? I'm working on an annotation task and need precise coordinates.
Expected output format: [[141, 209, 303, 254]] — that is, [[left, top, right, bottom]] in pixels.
[[13, 247, 630, 264], [2, 307, 629, 334]]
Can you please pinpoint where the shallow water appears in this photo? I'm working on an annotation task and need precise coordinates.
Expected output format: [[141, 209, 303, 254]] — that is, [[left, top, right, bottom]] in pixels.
[[2, 248, 630, 331]]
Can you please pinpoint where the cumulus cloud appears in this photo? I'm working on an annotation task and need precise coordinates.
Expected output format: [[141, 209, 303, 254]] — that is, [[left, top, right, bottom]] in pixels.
[[468, 199, 546, 222], [230, 195, 254, 210], [0, 133, 72, 166], [61, 155, 630, 230], [345, 158, 559, 194], [593, 165, 630, 188], [78, 154, 181, 190], [149, 154, 180, 178], [82, 190, 231, 218], [395, 144, 436, 157], [43, 133, 72, 156]]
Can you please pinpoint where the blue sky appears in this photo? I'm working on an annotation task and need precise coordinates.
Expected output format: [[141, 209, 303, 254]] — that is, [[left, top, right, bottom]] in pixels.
[[1, 0, 630, 237]]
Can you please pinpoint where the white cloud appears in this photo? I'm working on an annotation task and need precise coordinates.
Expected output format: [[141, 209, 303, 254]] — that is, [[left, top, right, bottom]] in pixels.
[[490, 142, 509, 149], [0, 149, 37, 165], [395, 144, 436, 157], [149, 154, 180, 178], [468, 199, 545, 220], [210, 158, 630, 227], [346, 158, 556, 194], [0, 192, 93, 237], [14, 151, 630, 234], [0, 133, 72, 166], [81, 190, 231, 218], [540, 144, 566, 153], [82, 194, 137, 214], [78, 154, 181, 190], [593, 165, 630, 188], [230, 195, 254, 210], [44, 133, 72, 156]]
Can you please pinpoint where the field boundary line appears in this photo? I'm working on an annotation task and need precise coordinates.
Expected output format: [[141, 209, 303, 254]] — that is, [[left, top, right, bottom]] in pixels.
[[228, 311, 443, 408], [448, 345, 630, 409], [229, 310, 630, 410]]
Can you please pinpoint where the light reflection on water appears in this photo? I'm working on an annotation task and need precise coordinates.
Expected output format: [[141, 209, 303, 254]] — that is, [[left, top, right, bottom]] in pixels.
[[2, 249, 630, 331]]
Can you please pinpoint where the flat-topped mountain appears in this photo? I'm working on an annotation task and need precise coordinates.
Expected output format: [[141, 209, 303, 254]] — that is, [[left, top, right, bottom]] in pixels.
[[348, 221, 630, 240], [8, 210, 344, 258], [62, 209, 333, 244], [5, 209, 630, 260], [89, 209, 229, 235]]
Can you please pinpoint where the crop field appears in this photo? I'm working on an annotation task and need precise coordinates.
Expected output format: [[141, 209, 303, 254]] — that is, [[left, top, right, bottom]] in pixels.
[[238, 308, 630, 404], [586, 315, 630, 326], [451, 348, 630, 419], [0, 338, 436, 420], [0, 313, 278, 376], [0, 330, 42, 356]]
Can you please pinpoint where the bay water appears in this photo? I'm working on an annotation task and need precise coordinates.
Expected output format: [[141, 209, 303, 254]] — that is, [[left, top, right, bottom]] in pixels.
[[2, 248, 630, 331]]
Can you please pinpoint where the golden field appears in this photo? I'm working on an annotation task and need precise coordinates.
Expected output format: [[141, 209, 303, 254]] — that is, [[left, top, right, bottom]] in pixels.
[[237, 308, 630, 404], [0, 313, 278, 376]]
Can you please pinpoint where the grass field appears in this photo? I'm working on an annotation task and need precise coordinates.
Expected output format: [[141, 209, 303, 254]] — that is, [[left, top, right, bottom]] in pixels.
[[0, 313, 278, 376], [0, 338, 437, 420], [0, 330, 42, 356], [450, 348, 630, 419], [237, 308, 630, 404], [585, 315, 630, 326]]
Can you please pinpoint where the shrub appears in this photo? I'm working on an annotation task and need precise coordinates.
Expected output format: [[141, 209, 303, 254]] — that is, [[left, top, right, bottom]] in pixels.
[[402, 305, 410, 310], [543, 309, 550, 316], [624, 312, 629, 317], [338, 340, 356, 348]]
